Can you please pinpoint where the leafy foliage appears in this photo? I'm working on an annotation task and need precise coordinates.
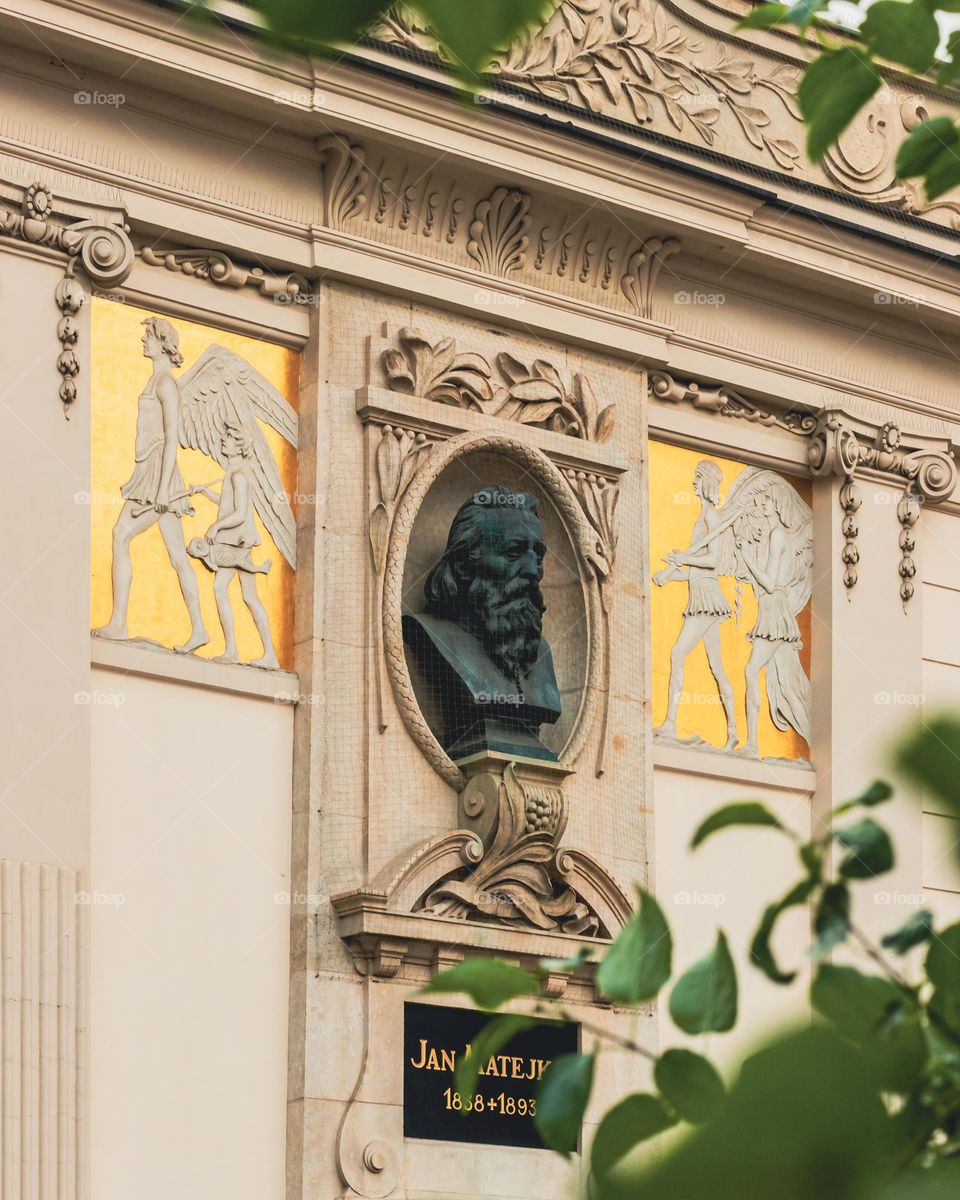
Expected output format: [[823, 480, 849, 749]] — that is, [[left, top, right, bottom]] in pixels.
[[668, 931, 738, 1034], [738, 0, 960, 200], [422, 717, 960, 1198], [224, 0, 560, 88], [596, 887, 672, 1004]]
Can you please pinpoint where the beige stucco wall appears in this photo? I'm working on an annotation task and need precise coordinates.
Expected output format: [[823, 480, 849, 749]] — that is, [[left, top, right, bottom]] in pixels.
[[88, 664, 293, 1200], [2, 1, 960, 1197]]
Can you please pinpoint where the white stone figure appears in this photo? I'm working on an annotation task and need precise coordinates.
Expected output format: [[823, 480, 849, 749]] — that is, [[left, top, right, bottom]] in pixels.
[[652, 460, 737, 750], [653, 466, 812, 760], [187, 426, 278, 669], [95, 322, 298, 663], [731, 473, 812, 759], [94, 318, 209, 652]]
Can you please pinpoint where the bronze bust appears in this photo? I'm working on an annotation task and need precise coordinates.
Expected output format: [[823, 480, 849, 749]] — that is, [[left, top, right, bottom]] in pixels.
[[403, 485, 561, 761]]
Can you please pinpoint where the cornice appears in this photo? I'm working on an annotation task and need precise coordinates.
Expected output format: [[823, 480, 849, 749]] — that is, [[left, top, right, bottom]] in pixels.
[[6, 0, 960, 256]]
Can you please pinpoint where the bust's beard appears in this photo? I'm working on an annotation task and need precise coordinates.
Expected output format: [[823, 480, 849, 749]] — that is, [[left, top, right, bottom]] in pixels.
[[465, 574, 545, 685]]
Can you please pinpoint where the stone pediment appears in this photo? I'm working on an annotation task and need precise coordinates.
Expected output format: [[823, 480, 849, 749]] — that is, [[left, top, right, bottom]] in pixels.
[[369, 0, 960, 231]]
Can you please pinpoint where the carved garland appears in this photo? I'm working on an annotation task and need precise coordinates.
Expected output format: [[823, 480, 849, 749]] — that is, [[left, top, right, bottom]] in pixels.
[[0, 181, 134, 416], [379, 430, 608, 790]]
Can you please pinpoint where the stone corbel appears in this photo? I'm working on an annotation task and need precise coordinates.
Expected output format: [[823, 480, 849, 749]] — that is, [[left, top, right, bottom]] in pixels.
[[808, 411, 958, 607], [0, 180, 134, 415]]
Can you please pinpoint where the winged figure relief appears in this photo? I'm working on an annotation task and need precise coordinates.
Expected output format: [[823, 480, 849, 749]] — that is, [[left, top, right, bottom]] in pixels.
[[93, 317, 298, 669], [654, 464, 812, 761]]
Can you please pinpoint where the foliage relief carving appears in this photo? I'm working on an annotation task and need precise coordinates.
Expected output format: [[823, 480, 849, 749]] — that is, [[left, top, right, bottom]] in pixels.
[[381, 327, 615, 442]]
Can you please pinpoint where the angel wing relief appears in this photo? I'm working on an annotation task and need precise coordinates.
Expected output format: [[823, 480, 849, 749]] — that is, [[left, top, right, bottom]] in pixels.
[[652, 450, 812, 763], [93, 315, 298, 669]]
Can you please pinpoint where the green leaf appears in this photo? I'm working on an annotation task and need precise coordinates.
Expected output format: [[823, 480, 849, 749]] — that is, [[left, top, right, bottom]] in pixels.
[[453, 1013, 537, 1103], [690, 803, 785, 850], [860, 0, 939, 73], [250, 0, 389, 47], [654, 1049, 726, 1124], [881, 910, 934, 956], [421, 958, 539, 1009], [880, 1159, 960, 1200], [924, 148, 960, 201], [812, 964, 924, 1092], [896, 119, 960, 178], [798, 47, 882, 162], [936, 32, 960, 85], [751, 876, 817, 984], [597, 888, 673, 1005], [833, 780, 894, 816], [836, 818, 894, 879], [811, 883, 850, 958], [536, 1051, 594, 1155], [896, 717, 960, 816], [926, 923, 960, 1031], [413, 0, 559, 81], [736, 2, 790, 27], [537, 947, 593, 974], [607, 1027, 889, 1200], [669, 931, 738, 1035], [590, 1093, 676, 1182], [785, 0, 830, 28]]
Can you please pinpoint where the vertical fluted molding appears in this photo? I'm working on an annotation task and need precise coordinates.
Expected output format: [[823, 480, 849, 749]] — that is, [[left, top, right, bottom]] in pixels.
[[1, 861, 85, 1200]]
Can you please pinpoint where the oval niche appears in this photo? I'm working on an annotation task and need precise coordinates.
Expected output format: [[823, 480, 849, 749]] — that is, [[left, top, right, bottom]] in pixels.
[[382, 431, 603, 790]]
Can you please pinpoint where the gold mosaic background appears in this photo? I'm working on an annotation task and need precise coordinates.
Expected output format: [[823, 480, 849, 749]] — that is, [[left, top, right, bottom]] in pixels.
[[649, 440, 812, 761], [90, 299, 299, 670]]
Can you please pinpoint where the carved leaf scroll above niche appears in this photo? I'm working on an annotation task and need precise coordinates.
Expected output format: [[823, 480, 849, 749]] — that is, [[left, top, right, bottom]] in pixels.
[[381, 327, 615, 441]]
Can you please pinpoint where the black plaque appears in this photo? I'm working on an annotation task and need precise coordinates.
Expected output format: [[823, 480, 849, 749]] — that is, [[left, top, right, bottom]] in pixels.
[[403, 1001, 580, 1149]]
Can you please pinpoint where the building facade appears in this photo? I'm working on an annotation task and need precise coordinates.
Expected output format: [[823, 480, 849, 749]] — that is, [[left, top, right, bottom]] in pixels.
[[2, 1, 960, 1196]]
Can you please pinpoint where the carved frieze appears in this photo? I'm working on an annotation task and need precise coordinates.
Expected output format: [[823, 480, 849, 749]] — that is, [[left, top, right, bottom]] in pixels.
[[372, 0, 960, 230], [650, 369, 817, 436], [316, 133, 681, 320], [381, 327, 615, 442], [140, 246, 308, 299]]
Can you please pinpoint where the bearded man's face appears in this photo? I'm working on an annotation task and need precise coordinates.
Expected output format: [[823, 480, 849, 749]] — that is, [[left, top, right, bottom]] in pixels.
[[462, 510, 547, 685]]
